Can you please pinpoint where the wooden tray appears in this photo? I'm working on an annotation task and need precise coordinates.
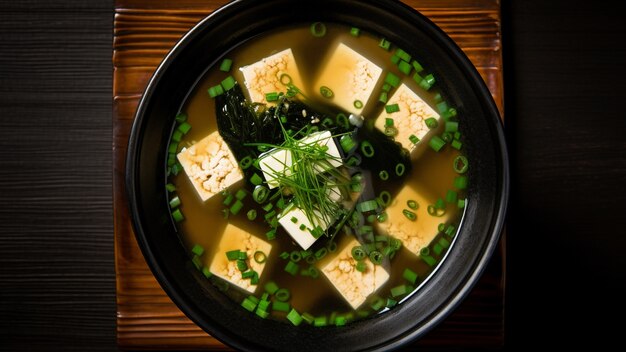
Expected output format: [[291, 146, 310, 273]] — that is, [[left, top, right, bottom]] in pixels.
[[113, 0, 504, 349]]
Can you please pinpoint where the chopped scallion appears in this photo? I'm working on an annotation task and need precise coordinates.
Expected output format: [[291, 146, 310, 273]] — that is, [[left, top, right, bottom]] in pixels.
[[275, 288, 290, 302], [336, 113, 349, 129], [379, 38, 391, 51], [402, 209, 416, 221], [222, 193, 233, 206], [384, 126, 398, 137], [239, 155, 253, 169], [171, 209, 184, 222], [369, 250, 383, 265], [403, 268, 418, 284], [177, 122, 191, 134], [219, 58, 232, 72], [436, 101, 449, 114], [395, 48, 411, 62], [273, 301, 290, 312], [357, 199, 378, 213], [385, 103, 400, 113], [445, 121, 459, 133], [420, 74, 435, 90], [379, 91, 388, 104], [315, 247, 327, 260], [236, 259, 248, 272], [412, 60, 424, 73], [351, 246, 366, 261], [350, 27, 360, 37], [353, 100, 363, 109], [230, 199, 244, 215], [221, 75, 236, 91], [454, 155, 469, 174], [252, 185, 269, 203], [398, 60, 411, 75], [454, 176, 468, 189], [379, 191, 391, 206], [226, 249, 241, 260], [249, 173, 263, 186], [235, 189, 247, 200], [429, 136, 446, 152], [425, 117, 438, 129], [446, 189, 458, 203], [390, 284, 413, 297], [191, 244, 204, 256], [361, 141, 375, 157], [290, 251, 302, 262], [265, 92, 279, 102], [412, 72, 423, 84], [264, 281, 279, 294], [207, 84, 224, 98], [169, 196, 180, 208], [395, 163, 406, 176], [320, 86, 334, 98], [175, 113, 187, 123], [340, 134, 357, 153], [385, 72, 400, 87], [284, 261, 299, 276], [202, 267, 212, 278], [241, 297, 258, 312], [310, 22, 326, 37]]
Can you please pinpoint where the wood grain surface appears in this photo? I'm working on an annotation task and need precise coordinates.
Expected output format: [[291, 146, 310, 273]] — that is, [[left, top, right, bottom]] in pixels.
[[3, 0, 624, 351], [113, 0, 504, 350]]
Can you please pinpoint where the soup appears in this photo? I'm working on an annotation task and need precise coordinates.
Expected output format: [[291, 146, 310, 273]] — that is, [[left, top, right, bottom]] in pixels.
[[165, 22, 469, 326]]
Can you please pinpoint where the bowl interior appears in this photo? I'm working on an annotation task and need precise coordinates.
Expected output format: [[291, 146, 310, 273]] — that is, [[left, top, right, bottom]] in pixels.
[[126, 0, 508, 350]]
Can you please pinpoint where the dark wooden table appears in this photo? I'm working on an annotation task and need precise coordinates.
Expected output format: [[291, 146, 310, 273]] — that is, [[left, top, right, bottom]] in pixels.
[[1, 0, 625, 351]]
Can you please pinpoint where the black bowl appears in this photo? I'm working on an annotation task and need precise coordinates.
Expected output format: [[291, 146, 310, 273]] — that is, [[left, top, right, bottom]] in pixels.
[[126, 0, 508, 350]]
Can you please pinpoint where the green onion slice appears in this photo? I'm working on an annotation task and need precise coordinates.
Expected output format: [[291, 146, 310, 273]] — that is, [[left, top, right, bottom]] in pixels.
[[253, 185, 269, 203], [310, 22, 327, 37], [253, 251, 266, 264], [453, 155, 469, 174], [320, 86, 334, 98]]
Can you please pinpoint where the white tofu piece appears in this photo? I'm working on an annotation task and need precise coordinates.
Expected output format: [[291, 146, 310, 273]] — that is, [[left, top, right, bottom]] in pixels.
[[177, 131, 244, 202], [374, 83, 440, 153], [239, 48, 305, 105], [278, 180, 359, 250], [374, 184, 450, 255], [278, 206, 332, 250], [209, 223, 272, 294], [321, 238, 389, 309], [258, 130, 342, 189], [314, 43, 383, 114]]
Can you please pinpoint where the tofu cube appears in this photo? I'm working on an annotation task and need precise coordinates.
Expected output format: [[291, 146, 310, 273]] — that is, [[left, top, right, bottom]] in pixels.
[[314, 43, 383, 114], [258, 130, 342, 189], [374, 184, 449, 255], [321, 238, 390, 309], [278, 207, 333, 250], [177, 131, 244, 202], [374, 83, 440, 153], [239, 48, 305, 105], [209, 223, 272, 294]]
